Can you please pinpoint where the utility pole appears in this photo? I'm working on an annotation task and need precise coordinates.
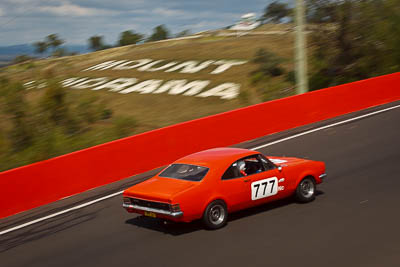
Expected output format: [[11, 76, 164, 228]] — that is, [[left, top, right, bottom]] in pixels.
[[295, 0, 308, 94]]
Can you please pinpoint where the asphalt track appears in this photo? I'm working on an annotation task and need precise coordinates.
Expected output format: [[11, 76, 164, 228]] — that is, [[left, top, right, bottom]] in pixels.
[[1, 101, 400, 267]]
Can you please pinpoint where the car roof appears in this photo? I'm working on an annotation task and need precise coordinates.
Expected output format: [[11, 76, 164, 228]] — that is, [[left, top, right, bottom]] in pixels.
[[175, 147, 259, 168]]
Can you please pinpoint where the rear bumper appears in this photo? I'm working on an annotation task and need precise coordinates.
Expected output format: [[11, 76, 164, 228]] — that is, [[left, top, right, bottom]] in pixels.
[[319, 173, 327, 180], [122, 203, 183, 218]]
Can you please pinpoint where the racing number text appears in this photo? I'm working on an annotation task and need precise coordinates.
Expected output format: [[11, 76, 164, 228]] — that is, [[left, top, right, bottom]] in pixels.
[[251, 177, 278, 200]]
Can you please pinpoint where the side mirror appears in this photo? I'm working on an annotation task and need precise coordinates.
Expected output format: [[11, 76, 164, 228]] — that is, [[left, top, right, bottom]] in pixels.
[[277, 166, 283, 172]]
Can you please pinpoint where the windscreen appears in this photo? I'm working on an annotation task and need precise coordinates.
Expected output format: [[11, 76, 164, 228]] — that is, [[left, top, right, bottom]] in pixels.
[[159, 164, 209, 182]]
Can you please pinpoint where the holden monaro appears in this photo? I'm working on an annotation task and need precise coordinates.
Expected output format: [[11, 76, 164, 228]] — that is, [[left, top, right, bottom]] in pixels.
[[123, 147, 326, 229]]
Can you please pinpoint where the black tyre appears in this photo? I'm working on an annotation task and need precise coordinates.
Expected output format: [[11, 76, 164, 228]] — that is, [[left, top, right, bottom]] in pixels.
[[295, 177, 316, 203], [202, 200, 227, 230]]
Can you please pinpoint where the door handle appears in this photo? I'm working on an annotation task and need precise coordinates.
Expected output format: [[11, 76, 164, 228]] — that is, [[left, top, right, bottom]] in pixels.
[[244, 179, 251, 182]]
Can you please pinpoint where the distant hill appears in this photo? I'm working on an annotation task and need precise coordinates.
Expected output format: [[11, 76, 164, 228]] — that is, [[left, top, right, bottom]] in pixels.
[[0, 44, 35, 56], [0, 44, 89, 67], [0, 24, 303, 171], [0, 44, 89, 56], [2, 24, 298, 119]]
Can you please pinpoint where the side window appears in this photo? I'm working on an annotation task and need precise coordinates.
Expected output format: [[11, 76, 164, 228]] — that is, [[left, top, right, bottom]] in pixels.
[[222, 162, 241, 180], [259, 155, 276, 171], [243, 156, 265, 175], [222, 155, 268, 180]]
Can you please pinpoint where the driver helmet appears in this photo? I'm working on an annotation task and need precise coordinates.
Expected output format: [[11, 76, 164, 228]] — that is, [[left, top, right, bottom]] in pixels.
[[238, 160, 246, 172], [177, 165, 190, 174]]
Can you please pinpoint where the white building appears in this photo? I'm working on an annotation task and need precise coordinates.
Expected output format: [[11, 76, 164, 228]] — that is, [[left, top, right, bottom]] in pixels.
[[230, 13, 261, 31]]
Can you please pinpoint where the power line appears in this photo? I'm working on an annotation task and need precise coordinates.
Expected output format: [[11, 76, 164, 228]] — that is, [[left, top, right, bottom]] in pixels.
[[0, 6, 36, 31]]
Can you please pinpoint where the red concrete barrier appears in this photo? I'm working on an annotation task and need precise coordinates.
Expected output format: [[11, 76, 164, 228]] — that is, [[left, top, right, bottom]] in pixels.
[[1, 73, 399, 219]]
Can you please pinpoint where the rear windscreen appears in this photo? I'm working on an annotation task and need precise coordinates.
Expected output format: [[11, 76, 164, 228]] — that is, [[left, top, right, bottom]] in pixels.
[[159, 164, 209, 182]]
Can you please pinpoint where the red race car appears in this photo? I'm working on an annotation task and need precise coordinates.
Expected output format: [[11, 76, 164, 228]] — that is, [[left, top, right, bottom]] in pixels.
[[123, 147, 326, 229]]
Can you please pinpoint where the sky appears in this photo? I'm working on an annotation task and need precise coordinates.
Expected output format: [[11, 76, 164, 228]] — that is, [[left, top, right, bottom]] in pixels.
[[0, 0, 271, 46]]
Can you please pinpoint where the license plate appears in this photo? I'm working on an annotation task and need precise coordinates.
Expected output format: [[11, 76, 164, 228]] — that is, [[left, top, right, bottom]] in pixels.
[[144, 211, 156, 218]]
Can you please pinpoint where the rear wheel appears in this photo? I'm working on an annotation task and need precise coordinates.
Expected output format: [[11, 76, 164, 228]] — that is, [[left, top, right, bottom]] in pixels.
[[202, 200, 227, 230], [295, 177, 316, 203]]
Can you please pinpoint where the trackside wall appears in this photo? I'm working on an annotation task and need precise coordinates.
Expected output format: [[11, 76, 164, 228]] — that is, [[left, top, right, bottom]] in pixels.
[[1, 73, 399, 219]]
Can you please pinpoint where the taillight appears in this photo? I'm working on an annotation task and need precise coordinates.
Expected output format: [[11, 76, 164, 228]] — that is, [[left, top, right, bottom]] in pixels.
[[170, 204, 181, 212]]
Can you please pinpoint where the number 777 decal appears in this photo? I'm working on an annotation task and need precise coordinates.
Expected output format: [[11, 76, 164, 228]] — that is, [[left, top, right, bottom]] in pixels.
[[251, 177, 278, 200]]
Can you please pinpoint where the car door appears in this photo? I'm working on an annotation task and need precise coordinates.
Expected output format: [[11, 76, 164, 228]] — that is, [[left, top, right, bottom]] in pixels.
[[220, 161, 252, 212], [244, 155, 287, 207]]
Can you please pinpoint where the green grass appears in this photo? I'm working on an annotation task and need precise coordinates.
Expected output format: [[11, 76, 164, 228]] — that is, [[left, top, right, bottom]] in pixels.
[[0, 26, 303, 172]]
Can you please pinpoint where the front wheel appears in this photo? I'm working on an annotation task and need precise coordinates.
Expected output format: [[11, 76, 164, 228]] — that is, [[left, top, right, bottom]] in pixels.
[[295, 177, 316, 203], [202, 200, 227, 230]]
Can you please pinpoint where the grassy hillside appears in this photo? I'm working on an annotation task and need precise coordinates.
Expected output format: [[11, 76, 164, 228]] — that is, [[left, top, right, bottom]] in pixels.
[[0, 26, 300, 171]]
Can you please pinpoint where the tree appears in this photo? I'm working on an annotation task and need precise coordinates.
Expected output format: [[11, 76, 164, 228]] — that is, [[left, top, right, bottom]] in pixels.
[[46, 34, 64, 49], [2, 82, 33, 151], [52, 48, 67, 57], [33, 41, 48, 56], [147, 25, 170, 42], [13, 55, 33, 64], [40, 81, 69, 125], [118, 30, 144, 46], [33, 34, 65, 57], [262, 1, 291, 23], [46, 34, 65, 55], [175, 29, 191, 38], [252, 48, 284, 77], [306, 0, 339, 23], [309, 0, 400, 90], [88, 35, 105, 51]]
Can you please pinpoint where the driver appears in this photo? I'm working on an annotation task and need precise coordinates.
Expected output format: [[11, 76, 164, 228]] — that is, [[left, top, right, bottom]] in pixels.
[[177, 165, 190, 174], [238, 160, 247, 176]]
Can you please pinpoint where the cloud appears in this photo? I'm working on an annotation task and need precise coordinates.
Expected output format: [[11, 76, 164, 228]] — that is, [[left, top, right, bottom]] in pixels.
[[152, 7, 186, 17], [0, 0, 269, 45], [37, 1, 118, 17]]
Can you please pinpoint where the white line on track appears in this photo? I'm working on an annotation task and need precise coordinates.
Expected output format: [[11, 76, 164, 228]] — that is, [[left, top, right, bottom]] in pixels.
[[0, 191, 123, 236], [1, 103, 400, 236], [251, 104, 400, 151]]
